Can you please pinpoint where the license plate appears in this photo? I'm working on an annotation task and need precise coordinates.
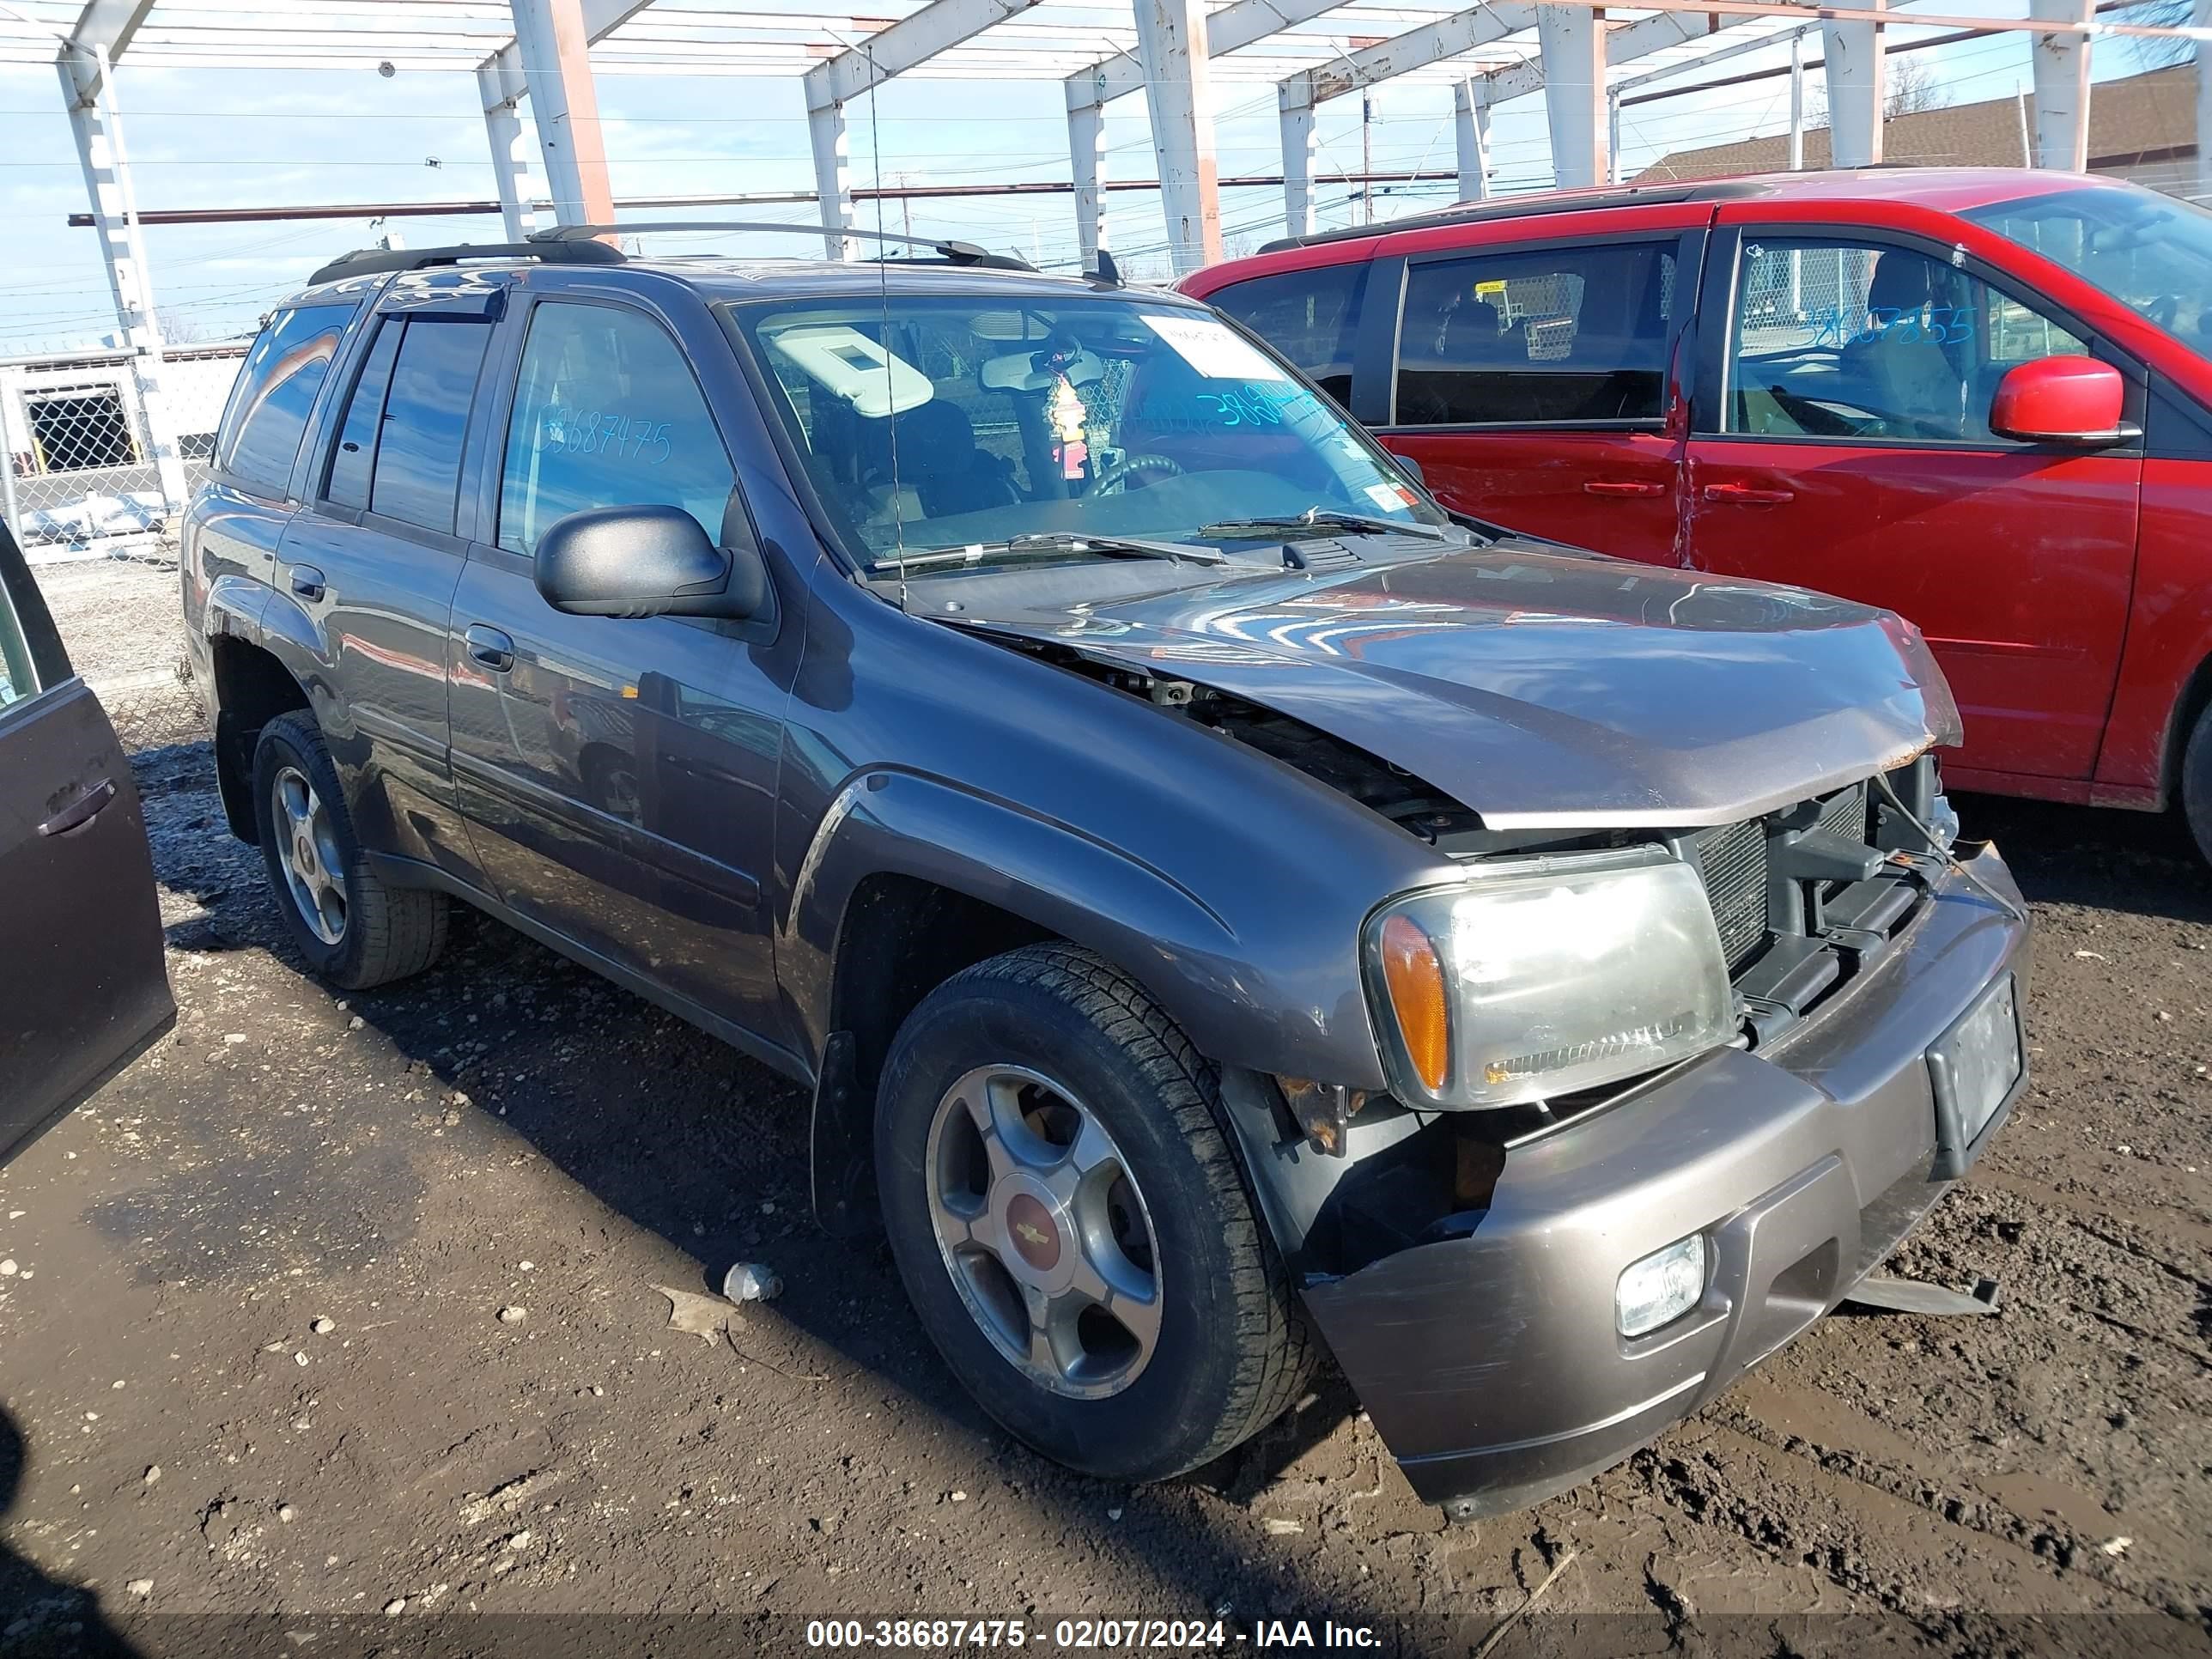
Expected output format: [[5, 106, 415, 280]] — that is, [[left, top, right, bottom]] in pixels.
[[1929, 974, 2022, 1173]]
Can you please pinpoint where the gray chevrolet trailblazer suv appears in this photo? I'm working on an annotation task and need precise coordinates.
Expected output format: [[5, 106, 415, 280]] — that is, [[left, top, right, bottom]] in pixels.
[[180, 228, 2030, 1519]]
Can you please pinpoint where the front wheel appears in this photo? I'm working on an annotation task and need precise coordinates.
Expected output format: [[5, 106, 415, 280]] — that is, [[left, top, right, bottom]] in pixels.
[[876, 943, 1315, 1481]]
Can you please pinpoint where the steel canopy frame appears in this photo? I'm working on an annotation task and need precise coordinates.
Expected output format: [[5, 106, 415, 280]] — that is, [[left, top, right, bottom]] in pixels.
[[16, 0, 2212, 506]]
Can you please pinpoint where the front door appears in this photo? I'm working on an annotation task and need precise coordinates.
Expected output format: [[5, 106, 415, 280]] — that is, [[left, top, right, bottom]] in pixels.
[[0, 517, 173, 1162], [447, 290, 793, 1043], [1369, 217, 1705, 565], [1683, 223, 2142, 781]]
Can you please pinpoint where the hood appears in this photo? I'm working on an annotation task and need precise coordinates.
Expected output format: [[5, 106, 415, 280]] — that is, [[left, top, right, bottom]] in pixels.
[[961, 544, 1962, 830]]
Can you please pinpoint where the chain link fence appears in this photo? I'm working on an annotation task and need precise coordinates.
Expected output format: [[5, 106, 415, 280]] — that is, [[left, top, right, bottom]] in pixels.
[[35, 544, 206, 756], [2, 343, 244, 556]]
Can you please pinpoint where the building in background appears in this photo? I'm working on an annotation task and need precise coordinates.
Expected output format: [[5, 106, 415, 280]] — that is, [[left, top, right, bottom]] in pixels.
[[1637, 64, 2200, 196]]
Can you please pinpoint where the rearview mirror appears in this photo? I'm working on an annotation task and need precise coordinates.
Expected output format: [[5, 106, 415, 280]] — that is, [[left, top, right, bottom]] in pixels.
[[534, 504, 767, 622], [1990, 356, 2133, 446]]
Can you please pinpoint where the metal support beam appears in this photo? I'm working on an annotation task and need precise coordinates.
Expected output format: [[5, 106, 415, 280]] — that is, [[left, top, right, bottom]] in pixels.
[[2198, 0, 2212, 201], [477, 0, 653, 110], [1453, 78, 1493, 199], [477, 64, 543, 241], [1069, 100, 1109, 266], [1067, 0, 1346, 112], [1537, 4, 1608, 187], [507, 0, 616, 230], [1820, 0, 1885, 167], [1608, 88, 1623, 182], [1789, 30, 1806, 167], [2030, 0, 2093, 169], [1132, 0, 1221, 274], [56, 0, 155, 106], [1467, 9, 1723, 113], [808, 103, 854, 260], [1279, 4, 1536, 230], [1279, 101, 1318, 234], [58, 48, 185, 514]]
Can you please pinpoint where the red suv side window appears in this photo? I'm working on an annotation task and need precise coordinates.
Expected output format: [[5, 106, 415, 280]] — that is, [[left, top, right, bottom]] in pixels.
[[1395, 240, 1678, 427], [1203, 261, 1369, 410]]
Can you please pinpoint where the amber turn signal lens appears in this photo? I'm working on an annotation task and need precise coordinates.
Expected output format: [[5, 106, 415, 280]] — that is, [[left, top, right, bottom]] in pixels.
[[1378, 913, 1449, 1094]]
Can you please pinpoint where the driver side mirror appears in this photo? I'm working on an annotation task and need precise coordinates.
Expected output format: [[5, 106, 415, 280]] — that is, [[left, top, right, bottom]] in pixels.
[[1990, 356, 2135, 447], [534, 504, 767, 622]]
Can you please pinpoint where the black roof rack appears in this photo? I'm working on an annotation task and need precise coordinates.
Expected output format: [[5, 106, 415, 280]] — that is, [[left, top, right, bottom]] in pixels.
[[530, 219, 1036, 272], [307, 239, 625, 288], [1255, 179, 1772, 254]]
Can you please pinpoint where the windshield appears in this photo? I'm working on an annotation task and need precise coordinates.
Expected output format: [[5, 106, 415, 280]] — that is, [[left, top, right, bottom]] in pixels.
[[726, 293, 1445, 568], [1963, 185, 2212, 356]]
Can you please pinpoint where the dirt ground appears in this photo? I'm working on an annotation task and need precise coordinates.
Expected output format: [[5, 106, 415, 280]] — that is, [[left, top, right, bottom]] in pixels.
[[3, 553, 2209, 1658]]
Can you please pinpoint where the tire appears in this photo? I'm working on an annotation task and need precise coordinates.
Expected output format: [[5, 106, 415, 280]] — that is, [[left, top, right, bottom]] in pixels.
[[2185, 699, 2212, 867], [252, 709, 447, 990], [876, 941, 1315, 1482]]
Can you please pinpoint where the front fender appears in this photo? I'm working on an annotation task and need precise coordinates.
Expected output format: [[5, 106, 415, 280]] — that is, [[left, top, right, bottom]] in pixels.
[[781, 766, 1370, 1087]]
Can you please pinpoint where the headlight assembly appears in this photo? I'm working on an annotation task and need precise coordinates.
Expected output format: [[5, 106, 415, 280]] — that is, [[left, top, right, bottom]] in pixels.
[[1361, 847, 1735, 1109]]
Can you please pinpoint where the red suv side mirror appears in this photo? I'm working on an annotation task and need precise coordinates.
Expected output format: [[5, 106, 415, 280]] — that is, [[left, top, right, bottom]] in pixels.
[[1989, 355, 2132, 446]]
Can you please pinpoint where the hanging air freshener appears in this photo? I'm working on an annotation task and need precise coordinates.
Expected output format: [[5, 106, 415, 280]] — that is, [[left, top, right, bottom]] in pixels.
[[1049, 374, 1089, 481]]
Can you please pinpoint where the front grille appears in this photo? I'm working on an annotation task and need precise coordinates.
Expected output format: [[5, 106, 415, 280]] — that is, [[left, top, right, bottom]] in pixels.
[[1694, 817, 1770, 970], [1818, 781, 1869, 843]]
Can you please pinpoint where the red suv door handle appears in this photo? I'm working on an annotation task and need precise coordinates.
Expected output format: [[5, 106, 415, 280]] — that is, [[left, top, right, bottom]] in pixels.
[[1702, 482, 1796, 505], [1583, 479, 1666, 498]]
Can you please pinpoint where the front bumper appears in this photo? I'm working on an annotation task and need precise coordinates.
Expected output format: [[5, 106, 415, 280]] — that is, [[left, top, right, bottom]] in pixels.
[[1300, 845, 2031, 1516]]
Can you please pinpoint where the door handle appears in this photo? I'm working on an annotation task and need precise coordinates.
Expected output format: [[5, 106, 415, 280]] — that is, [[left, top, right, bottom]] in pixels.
[[1702, 482, 1796, 505], [465, 624, 516, 673], [290, 564, 326, 601], [1583, 479, 1667, 498], [39, 778, 117, 838]]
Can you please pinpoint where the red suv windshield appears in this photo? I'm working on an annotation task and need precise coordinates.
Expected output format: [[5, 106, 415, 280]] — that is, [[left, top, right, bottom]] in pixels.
[[1963, 185, 2212, 358]]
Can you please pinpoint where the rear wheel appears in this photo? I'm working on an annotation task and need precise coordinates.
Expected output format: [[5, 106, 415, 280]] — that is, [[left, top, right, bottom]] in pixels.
[[2185, 700, 2212, 866], [876, 942, 1314, 1481], [252, 710, 447, 990]]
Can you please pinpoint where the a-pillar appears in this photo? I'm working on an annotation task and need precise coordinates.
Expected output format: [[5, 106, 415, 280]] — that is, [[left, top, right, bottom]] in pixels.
[[1536, 4, 1608, 188], [1132, 0, 1221, 274], [59, 48, 186, 515], [507, 0, 616, 232]]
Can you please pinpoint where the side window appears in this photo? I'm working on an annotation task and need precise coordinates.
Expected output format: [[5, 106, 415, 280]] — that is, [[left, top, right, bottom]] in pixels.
[[1723, 238, 2087, 444], [367, 319, 493, 534], [1206, 262, 1369, 409], [498, 302, 736, 556], [322, 318, 402, 511], [214, 301, 355, 495], [0, 580, 36, 711], [1395, 240, 1678, 426]]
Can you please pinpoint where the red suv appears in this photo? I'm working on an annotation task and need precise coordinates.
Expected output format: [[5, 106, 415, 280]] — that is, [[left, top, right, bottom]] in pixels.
[[1183, 168, 2212, 858]]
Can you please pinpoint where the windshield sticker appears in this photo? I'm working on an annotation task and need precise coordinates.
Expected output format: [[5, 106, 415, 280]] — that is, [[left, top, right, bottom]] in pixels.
[[1363, 481, 1414, 514], [1139, 313, 1289, 382]]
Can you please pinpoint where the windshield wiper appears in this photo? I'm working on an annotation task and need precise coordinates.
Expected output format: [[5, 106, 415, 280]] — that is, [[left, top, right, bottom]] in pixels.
[[867, 531, 1225, 574], [1200, 508, 1454, 542]]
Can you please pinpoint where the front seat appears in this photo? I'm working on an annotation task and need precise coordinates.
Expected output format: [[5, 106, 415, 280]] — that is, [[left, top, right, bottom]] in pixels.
[[890, 399, 1022, 519], [1848, 252, 1966, 439]]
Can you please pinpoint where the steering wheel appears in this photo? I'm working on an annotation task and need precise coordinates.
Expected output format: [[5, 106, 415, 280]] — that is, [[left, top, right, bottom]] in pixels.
[[2148, 293, 2182, 331], [1085, 452, 1184, 496]]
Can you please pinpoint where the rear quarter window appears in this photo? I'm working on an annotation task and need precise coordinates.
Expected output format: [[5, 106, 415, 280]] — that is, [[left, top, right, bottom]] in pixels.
[[1203, 263, 1369, 410], [214, 301, 356, 496]]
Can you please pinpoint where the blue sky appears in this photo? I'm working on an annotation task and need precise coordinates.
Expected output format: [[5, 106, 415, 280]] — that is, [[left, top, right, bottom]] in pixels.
[[0, 9, 2162, 355]]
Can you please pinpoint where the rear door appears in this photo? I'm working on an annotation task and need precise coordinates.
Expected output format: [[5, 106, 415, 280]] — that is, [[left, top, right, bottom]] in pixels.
[[1365, 208, 1708, 562], [1682, 219, 2142, 781], [0, 516, 173, 1162]]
